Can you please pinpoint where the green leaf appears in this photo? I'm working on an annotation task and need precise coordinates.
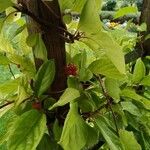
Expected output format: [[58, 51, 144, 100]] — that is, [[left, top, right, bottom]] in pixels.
[[26, 33, 38, 47], [78, 0, 102, 33], [8, 110, 46, 150], [0, 54, 10, 65], [37, 133, 61, 150], [5, 7, 21, 23], [59, 0, 88, 13], [105, 78, 120, 103], [132, 58, 146, 83], [15, 77, 31, 106], [49, 88, 80, 110], [121, 102, 141, 116], [140, 75, 150, 86], [145, 34, 150, 41], [33, 34, 48, 61], [78, 94, 97, 112], [0, 0, 13, 13], [79, 68, 93, 82], [0, 78, 20, 99], [78, 0, 125, 75], [34, 60, 55, 97], [137, 23, 147, 32], [8, 54, 36, 78], [95, 116, 123, 150], [114, 6, 138, 19], [119, 129, 141, 150], [89, 55, 125, 80], [53, 119, 63, 141], [63, 14, 72, 24], [121, 88, 150, 110], [59, 103, 99, 150], [0, 111, 16, 145]]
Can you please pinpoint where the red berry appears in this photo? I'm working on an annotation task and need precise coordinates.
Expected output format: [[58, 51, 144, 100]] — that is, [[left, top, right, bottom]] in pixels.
[[65, 63, 78, 76], [32, 102, 42, 110]]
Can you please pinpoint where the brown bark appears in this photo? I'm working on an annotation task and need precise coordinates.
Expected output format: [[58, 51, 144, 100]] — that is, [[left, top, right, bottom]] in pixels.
[[19, 0, 67, 99], [140, 0, 150, 56]]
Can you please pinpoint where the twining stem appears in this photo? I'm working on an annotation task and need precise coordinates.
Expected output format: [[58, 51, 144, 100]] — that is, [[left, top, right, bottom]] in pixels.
[[97, 75, 119, 135]]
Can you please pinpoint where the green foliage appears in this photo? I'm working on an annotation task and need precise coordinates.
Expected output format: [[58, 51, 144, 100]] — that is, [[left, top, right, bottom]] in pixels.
[[114, 6, 138, 19], [34, 60, 55, 97], [8, 110, 46, 150], [0, 0, 150, 150]]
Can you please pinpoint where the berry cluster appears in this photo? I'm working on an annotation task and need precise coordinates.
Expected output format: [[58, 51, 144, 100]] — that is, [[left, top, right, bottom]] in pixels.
[[65, 63, 78, 76], [32, 102, 42, 110]]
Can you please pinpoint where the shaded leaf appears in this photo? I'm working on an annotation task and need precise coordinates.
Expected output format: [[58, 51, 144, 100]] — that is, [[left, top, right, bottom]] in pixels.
[[8, 110, 46, 150]]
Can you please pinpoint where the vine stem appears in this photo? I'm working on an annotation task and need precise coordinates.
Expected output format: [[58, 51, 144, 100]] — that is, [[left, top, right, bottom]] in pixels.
[[97, 75, 119, 135]]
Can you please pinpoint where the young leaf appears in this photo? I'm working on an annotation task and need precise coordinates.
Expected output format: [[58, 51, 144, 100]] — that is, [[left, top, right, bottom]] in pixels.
[[132, 58, 146, 83], [95, 116, 123, 150], [59, 103, 99, 150], [119, 130, 141, 150], [114, 6, 138, 19], [49, 88, 80, 110], [34, 60, 55, 97], [33, 34, 48, 61], [105, 78, 120, 103], [8, 110, 46, 150]]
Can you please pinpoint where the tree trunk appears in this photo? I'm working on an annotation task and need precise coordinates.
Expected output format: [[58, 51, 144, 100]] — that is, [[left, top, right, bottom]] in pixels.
[[140, 0, 150, 56], [19, 0, 67, 99]]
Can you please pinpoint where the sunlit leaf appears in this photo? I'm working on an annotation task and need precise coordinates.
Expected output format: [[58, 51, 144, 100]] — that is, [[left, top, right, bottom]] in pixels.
[[49, 88, 80, 110], [114, 6, 138, 19]]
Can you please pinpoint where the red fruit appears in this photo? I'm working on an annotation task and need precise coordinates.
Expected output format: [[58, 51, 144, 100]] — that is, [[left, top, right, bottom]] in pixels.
[[32, 102, 42, 110], [65, 63, 78, 76]]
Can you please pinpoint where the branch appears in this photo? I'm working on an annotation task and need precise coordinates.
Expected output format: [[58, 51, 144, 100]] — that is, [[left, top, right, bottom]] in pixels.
[[0, 101, 14, 109], [97, 75, 119, 135]]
